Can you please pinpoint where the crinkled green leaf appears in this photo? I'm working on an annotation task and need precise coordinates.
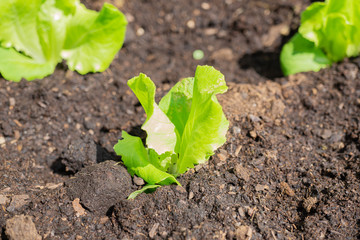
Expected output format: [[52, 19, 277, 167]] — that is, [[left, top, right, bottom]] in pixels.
[[299, 0, 360, 62], [62, 3, 127, 74], [326, 0, 360, 24], [37, 0, 75, 63], [0, 0, 44, 61], [0, 0, 74, 81], [174, 65, 229, 175], [280, 33, 331, 76], [323, 14, 360, 61], [0, 0, 126, 81], [114, 131, 180, 186], [298, 2, 326, 45], [0, 48, 55, 82], [281, 0, 360, 75], [128, 74, 177, 154], [148, 149, 176, 172], [159, 77, 194, 149]]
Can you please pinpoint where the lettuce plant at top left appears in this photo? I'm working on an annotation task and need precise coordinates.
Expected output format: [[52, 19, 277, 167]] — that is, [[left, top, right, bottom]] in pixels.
[[0, 0, 127, 82]]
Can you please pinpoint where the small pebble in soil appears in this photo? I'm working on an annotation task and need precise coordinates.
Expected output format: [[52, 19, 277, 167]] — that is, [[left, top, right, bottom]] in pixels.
[[217, 149, 228, 161], [210, 48, 233, 61], [303, 197, 317, 213], [9, 97, 15, 107], [232, 126, 241, 135], [1, 121, 13, 136], [234, 164, 250, 182], [194, 164, 203, 172], [149, 223, 159, 239], [235, 225, 252, 240], [201, 2, 210, 10], [175, 186, 187, 194], [249, 130, 257, 139], [133, 175, 145, 186], [234, 145, 242, 157], [249, 114, 261, 123], [255, 184, 269, 192], [280, 182, 295, 197], [188, 191, 194, 200], [238, 207, 245, 218], [7, 195, 30, 212], [320, 129, 332, 139], [0, 195, 10, 205], [136, 27, 145, 36], [204, 28, 218, 36], [0, 135, 5, 145], [186, 19, 195, 29], [72, 198, 86, 217], [5, 215, 41, 240]]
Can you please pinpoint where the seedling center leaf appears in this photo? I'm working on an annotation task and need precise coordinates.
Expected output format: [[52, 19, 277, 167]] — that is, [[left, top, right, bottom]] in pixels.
[[0, 0, 127, 82], [114, 65, 229, 198], [127, 74, 177, 155]]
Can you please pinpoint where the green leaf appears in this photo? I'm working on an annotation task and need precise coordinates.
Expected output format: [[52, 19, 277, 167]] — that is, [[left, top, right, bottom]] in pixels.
[[159, 77, 194, 145], [298, 2, 326, 45], [148, 149, 176, 172], [37, 0, 75, 63], [62, 2, 127, 74], [298, 0, 360, 62], [322, 14, 360, 61], [0, 0, 75, 81], [0, 0, 44, 61], [114, 131, 180, 186], [174, 65, 229, 175], [282, 0, 360, 75], [128, 184, 161, 200], [280, 33, 331, 76], [128, 74, 177, 154], [0, 47, 55, 82], [0, 0, 127, 81]]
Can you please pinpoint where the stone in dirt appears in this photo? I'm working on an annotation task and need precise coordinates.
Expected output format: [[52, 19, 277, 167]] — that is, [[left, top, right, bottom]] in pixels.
[[72, 198, 86, 217], [133, 175, 145, 186], [65, 160, 133, 215], [5, 215, 41, 240], [0, 194, 10, 205], [234, 164, 250, 182], [236, 225, 252, 240], [280, 182, 295, 197], [7, 194, 30, 212]]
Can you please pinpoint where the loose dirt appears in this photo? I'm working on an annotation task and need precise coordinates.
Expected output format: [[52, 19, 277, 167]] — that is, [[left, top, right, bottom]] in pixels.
[[1, 0, 359, 239]]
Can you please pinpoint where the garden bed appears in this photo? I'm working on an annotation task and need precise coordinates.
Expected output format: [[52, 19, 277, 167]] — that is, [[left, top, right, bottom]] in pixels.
[[0, 0, 359, 239]]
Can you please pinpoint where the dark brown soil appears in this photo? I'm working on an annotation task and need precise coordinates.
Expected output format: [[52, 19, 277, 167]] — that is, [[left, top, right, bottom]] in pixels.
[[1, 0, 359, 239]]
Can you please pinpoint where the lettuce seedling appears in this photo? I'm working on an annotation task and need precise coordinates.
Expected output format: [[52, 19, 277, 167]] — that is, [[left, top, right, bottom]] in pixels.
[[114, 65, 229, 198], [0, 0, 127, 82], [280, 0, 360, 76]]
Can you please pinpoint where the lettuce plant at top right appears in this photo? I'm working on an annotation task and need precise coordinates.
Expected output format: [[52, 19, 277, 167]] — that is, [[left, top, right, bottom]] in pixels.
[[280, 0, 360, 76]]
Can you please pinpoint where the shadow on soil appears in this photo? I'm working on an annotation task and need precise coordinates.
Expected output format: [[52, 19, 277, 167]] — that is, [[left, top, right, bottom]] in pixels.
[[238, 50, 283, 79], [50, 125, 146, 175], [238, 30, 298, 80], [1, 227, 8, 240], [50, 143, 118, 175]]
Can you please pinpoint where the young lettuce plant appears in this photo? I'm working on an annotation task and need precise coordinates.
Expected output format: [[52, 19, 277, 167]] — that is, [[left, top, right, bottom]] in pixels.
[[280, 0, 360, 76], [114, 65, 229, 199], [0, 0, 127, 82]]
